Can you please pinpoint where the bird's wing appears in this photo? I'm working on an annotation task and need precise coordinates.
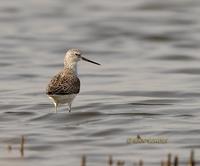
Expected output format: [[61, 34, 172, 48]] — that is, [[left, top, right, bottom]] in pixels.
[[46, 71, 80, 95]]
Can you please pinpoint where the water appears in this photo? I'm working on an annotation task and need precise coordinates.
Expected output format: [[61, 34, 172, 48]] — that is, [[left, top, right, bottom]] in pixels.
[[0, 0, 200, 165]]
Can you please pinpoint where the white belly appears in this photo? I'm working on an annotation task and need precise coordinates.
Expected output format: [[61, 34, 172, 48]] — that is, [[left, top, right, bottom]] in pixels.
[[48, 94, 77, 105]]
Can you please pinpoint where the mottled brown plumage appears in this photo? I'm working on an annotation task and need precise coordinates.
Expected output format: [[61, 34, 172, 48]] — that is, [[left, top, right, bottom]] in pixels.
[[46, 69, 80, 95]]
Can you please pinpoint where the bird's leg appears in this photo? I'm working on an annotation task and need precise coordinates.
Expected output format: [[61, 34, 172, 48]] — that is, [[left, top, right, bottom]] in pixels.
[[68, 103, 72, 112], [54, 102, 58, 113]]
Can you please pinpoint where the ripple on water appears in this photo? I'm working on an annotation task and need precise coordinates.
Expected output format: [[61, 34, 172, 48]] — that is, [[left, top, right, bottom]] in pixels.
[[129, 98, 181, 105], [151, 54, 197, 61], [94, 90, 183, 98], [164, 68, 200, 75], [0, 62, 13, 67], [89, 128, 124, 137], [4, 111, 36, 116], [17, 74, 39, 78], [140, 33, 177, 42], [0, 104, 25, 110], [0, 111, 36, 122], [29, 111, 104, 124]]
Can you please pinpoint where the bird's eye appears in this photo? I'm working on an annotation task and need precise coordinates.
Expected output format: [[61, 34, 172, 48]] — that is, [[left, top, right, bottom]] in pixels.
[[75, 53, 80, 57]]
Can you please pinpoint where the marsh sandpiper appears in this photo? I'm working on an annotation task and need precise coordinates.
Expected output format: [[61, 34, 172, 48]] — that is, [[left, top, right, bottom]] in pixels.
[[46, 49, 100, 112]]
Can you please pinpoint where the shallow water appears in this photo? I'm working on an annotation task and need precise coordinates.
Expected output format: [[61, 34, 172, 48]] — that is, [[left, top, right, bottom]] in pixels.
[[0, 0, 200, 165]]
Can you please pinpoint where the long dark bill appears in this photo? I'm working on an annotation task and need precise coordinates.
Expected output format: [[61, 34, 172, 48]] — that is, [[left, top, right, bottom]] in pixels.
[[82, 57, 100, 65]]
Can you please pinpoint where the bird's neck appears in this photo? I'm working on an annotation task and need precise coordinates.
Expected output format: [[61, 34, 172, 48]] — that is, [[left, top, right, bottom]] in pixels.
[[64, 62, 78, 75]]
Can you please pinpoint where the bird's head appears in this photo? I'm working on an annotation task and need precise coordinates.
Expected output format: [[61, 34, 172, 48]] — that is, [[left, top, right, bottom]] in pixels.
[[64, 49, 100, 69]]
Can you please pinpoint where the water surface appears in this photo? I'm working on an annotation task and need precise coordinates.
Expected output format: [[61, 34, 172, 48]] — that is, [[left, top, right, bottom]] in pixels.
[[0, 0, 200, 165]]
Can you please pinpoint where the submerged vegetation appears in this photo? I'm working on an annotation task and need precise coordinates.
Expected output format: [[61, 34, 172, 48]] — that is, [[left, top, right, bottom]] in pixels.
[[4, 136, 197, 166], [7, 135, 25, 157], [81, 150, 196, 166]]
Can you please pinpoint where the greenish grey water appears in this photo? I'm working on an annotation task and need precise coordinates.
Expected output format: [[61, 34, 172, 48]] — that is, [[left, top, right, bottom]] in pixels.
[[0, 0, 200, 165]]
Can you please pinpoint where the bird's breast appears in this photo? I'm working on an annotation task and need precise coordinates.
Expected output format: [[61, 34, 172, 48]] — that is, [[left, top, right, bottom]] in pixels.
[[48, 94, 77, 105]]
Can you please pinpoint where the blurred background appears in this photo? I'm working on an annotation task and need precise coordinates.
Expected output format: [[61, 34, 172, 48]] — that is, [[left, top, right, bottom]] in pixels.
[[0, 0, 200, 165]]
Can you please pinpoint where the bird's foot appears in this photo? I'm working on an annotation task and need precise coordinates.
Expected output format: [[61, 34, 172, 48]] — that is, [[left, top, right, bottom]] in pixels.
[[68, 104, 72, 113]]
